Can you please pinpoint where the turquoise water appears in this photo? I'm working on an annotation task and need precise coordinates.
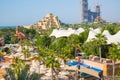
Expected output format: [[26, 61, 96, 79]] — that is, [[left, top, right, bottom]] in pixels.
[[0, 26, 16, 28]]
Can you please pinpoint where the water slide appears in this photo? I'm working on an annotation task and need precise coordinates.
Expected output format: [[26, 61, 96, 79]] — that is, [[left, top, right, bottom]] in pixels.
[[67, 61, 103, 78]]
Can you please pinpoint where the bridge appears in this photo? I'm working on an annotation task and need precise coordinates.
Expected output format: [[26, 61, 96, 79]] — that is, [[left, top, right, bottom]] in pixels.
[[65, 61, 103, 79]]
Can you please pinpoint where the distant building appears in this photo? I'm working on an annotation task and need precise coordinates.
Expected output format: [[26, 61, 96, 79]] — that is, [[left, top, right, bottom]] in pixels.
[[81, 0, 101, 23], [31, 13, 60, 30], [94, 16, 106, 23]]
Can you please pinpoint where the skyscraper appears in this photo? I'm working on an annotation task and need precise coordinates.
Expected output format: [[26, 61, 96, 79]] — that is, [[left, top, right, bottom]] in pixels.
[[95, 4, 100, 17], [81, 0, 88, 23], [81, 0, 101, 23]]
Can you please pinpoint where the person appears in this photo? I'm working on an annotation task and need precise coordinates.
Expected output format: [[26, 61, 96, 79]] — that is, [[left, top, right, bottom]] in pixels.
[[78, 56, 81, 62], [63, 59, 66, 65], [77, 56, 81, 69]]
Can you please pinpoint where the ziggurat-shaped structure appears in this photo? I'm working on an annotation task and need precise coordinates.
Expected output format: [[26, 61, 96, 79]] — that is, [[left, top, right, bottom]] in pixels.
[[31, 13, 60, 30]]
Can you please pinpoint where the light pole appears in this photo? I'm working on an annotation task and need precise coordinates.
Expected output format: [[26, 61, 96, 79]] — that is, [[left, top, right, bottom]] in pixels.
[[112, 60, 115, 80], [99, 46, 102, 63]]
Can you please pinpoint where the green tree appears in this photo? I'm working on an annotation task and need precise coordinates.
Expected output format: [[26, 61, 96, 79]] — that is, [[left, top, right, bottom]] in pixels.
[[10, 36, 18, 44], [82, 33, 107, 57], [108, 43, 120, 80], [34, 36, 49, 75], [4, 35, 11, 44], [45, 50, 60, 80], [68, 34, 81, 57], [22, 48, 31, 60], [50, 38, 69, 58], [60, 43, 74, 59], [108, 43, 120, 61], [25, 28, 36, 39], [5, 57, 41, 80], [50, 37, 74, 68], [9, 57, 29, 80], [35, 35, 51, 48]]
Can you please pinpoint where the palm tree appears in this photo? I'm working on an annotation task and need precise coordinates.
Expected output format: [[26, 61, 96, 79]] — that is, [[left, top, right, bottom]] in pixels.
[[8, 57, 29, 80], [68, 34, 81, 58], [24, 39, 32, 48], [20, 39, 32, 60], [95, 33, 107, 46], [49, 37, 74, 67], [37, 48, 48, 75], [60, 43, 74, 65], [35, 35, 51, 49], [45, 50, 60, 80], [95, 33, 107, 62], [83, 33, 107, 56], [34, 35, 49, 75], [108, 43, 120, 80], [78, 29, 89, 44], [22, 48, 31, 60], [108, 44, 120, 61], [10, 36, 18, 44], [5, 57, 41, 80]]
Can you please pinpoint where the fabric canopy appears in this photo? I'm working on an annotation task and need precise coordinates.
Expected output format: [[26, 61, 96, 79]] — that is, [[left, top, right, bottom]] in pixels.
[[50, 28, 84, 38]]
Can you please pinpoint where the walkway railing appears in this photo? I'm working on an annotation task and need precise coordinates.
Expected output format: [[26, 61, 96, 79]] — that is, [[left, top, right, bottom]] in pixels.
[[104, 76, 120, 80]]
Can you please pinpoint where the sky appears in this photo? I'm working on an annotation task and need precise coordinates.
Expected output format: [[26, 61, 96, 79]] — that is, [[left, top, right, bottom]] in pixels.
[[0, 0, 120, 26]]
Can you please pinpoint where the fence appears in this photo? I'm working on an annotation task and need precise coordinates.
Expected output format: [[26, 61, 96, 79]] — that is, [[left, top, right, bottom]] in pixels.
[[104, 76, 120, 80]]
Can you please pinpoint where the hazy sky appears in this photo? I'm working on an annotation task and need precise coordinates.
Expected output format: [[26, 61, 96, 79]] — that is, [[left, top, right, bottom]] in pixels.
[[0, 0, 120, 26]]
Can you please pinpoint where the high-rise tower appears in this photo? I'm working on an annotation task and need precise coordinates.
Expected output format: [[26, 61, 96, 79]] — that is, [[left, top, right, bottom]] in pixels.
[[81, 0, 101, 23], [81, 0, 88, 23], [95, 4, 100, 17]]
